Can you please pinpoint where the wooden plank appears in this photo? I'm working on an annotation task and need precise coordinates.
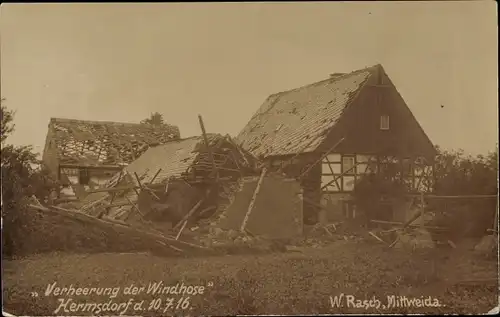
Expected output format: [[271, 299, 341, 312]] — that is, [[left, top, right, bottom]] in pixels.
[[169, 245, 184, 253], [173, 198, 205, 231], [108, 170, 124, 207], [175, 220, 188, 240], [370, 219, 448, 230], [81, 195, 109, 211], [320, 161, 363, 191], [225, 134, 252, 167], [125, 196, 144, 218], [240, 168, 267, 232], [389, 236, 400, 248], [198, 205, 217, 217], [145, 188, 161, 201], [106, 201, 134, 208], [86, 185, 138, 194], [59, 163, 123, 170], [369, 231, 386, 244], [134, 172, 144, 189], [29, 204, 209, 251], [198, 114, 218, 180], [298, 137, 345, 180], [323, 156, 342, 190], [149, 168, 162, 184], [276, 137, 321, 174], [165, 178, 170, 193], [405, 194, 498, 199]]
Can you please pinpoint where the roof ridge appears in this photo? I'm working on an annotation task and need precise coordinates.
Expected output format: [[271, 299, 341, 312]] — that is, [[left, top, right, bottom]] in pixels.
[[50, 117, 179, 128], [270, 63, 380, 98]]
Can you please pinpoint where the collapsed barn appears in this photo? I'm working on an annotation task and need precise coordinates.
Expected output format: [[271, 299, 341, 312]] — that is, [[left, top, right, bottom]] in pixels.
[[236, 64, 438, 225], [79, 133, 262, 232], [42, 118, 181, 199]]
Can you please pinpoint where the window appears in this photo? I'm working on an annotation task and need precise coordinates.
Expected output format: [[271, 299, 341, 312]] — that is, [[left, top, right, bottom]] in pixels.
[[380, 115, 390, 130], [79, 169, 90, 185], [342, 156, 356, 175], [343, 201, 356, 219], [402, 158, 412, 176], [342, 176, 356, 191]]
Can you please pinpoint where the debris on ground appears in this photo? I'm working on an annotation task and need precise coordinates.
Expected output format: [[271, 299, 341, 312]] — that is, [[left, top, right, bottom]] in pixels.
[[474, 234, 498, 256], [393, 227, 436, 249]]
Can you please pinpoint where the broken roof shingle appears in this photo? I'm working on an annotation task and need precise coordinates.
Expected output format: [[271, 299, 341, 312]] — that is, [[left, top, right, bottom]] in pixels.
[[236, 65, 376, 158], [48, 118, 181, 166]]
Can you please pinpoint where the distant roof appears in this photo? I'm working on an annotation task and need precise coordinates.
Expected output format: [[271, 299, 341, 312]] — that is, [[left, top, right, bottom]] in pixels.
[[47, 118, 181, 166], [236, 65, 377, 158]]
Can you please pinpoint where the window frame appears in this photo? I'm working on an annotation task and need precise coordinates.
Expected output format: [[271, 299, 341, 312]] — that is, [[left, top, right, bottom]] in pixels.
[[78, 168, 90, 185], [342, 155, 356, 175], [380, 115, 390, 130]]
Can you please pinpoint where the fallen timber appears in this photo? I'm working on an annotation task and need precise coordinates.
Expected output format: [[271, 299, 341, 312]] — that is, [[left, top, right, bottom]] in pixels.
[[28, 204, 213, 256]]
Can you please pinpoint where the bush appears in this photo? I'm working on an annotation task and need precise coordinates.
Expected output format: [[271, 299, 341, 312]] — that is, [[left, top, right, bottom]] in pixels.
[[352, 158, 409, 224], [352, 149, 498, 237]]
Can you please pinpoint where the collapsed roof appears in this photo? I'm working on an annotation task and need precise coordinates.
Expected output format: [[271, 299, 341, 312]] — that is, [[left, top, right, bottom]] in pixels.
[[80, 133, 259, 222], [45, 118, 181, 166], [122, 133, 258, 186]]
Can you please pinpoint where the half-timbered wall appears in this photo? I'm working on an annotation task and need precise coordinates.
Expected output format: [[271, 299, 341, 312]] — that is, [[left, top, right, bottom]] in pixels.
[[59, 167, 120, 197], [320, 153, 434, 193]]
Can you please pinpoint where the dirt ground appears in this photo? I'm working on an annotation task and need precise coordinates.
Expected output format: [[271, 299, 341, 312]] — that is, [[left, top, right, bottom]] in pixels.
[[3, 240, 498, 316]]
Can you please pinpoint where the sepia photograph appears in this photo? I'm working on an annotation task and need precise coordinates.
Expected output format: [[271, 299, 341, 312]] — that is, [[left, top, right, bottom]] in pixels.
[[1, 1, 498, 316]]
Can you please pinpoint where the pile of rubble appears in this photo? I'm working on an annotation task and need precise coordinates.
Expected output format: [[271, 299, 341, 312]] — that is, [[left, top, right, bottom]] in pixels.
[[183, 225, 287, 254], [393, 228, 435, 249], [474, 234, 498, 257]]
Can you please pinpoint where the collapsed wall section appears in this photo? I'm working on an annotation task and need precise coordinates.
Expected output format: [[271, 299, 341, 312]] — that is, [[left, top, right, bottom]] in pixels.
[[217, 175, 303, 239]]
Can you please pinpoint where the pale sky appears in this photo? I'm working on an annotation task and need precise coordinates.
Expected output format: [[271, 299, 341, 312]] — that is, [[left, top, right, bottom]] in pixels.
[[0, 2, 498, 157]]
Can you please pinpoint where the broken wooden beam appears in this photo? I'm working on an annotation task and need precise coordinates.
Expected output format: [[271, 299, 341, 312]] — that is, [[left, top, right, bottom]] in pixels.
[[405, 194, 498, 199], [320, 160, 362, 191], [240, 167, 267, 232], [86, 185, 138, 194], [389, 236, 400, 248], [298, 137, 345, 180], [370, 219, 448, 230], [59, 163, 123, 170], [173, 197, 205, 231], [149, 168, 162, 185], [369, 231, 386, 244], [145, 188, 161, 201], [175, 220, 188, 241], [125, 196, 144, 218], [108, 170, 124, 206], [28, 204, 209, 251], [134, 172, 144, 189], [198, 114, 218, 180]]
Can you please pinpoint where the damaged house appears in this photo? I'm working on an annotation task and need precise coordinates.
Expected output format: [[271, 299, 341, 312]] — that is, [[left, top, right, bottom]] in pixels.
[[42, 118, 180, 199], [79, 133, 261, 232], [236, 64, 437, 224]]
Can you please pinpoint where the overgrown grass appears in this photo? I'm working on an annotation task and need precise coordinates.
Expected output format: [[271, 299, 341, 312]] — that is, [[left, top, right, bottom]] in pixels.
[[3, 241, 497, 316]]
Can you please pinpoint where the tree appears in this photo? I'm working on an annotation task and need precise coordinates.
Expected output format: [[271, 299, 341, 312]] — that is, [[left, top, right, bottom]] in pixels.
[[352, 157, 409, 225], [1, 98, 15, 144], [140, 112, 165, 125], [1, 99, 58, 256], [433, 146, 497, 196]]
